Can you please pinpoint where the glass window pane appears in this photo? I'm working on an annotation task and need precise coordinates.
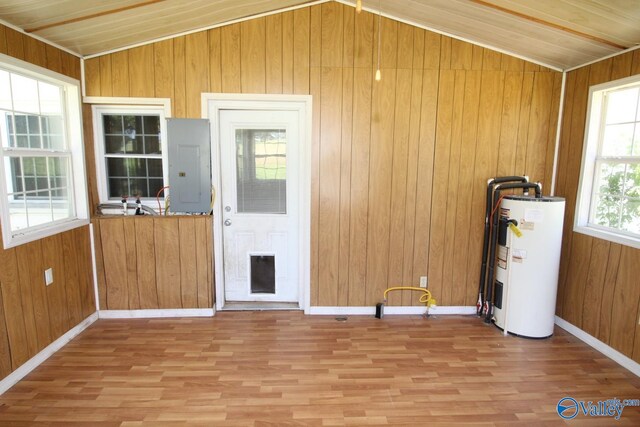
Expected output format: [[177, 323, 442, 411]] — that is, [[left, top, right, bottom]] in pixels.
[[123, 115, 142, 137], [16, 135, 28, 148], [126, 158, 147, 177], [46, 116, 65, 150], [592, 193, 621, 229], [124, 136, 144, 154], [606, 87, 638, 124], [105, 135, 124, 154], [0, 70, 11, 110], [103, 115, 122, 134], [107, 158, 127, 177], [27, 115, 40, 134], [633, 126, 640, 156], [11, 74, 39, 114], [24, 177, 36, 192], [108, 178, 129, 198], [26, 192, 53, 227], [236, 129, 286, 214], [8, 158, 22, 193], [38, 81, 62, 115], [52, 187, 72, 220], [129, 178, 148, 198], [143, 115, 160, 134], [595, 162, 625, 195], [29, 135, 42, 149], [147, 158, 162, 177], [621, 198, 640, 234], [144, 135, 160, 154], [7, 196, 27, 231], [23, 157, 34, 175], [47, 157, 67, 188], [14, 114, 27, 133], [149, 179, 164, 198], [34, 157, 47, 176], [602, 124, 633, 156], [625, 163, 640, 198], [36, 177, 48, 191]]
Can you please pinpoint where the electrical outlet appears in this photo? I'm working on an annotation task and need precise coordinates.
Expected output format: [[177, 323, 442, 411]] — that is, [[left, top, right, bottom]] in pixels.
[[44, 268, 53, 286], [420, 276, 428, 288]]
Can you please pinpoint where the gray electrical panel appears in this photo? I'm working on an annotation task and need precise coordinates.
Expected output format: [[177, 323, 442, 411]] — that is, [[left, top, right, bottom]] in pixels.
[[167, 118, 211, 213]]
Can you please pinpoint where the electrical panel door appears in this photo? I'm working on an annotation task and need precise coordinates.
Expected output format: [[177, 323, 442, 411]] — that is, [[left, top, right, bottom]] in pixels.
[[167, 118, 211, 213]]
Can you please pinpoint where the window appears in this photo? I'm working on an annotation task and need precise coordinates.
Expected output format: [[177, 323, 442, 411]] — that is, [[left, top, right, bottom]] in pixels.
[[575, 74, 640, 248], [0, 53, 87, 249], [92, 104, 168, 207], [235, 128, 287, 214]]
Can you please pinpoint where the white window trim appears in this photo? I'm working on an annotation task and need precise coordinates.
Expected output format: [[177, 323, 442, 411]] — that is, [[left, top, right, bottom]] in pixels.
[[87, 97, 171, 211], [574, 74, 640, 249], [0, 53, 89, 249]]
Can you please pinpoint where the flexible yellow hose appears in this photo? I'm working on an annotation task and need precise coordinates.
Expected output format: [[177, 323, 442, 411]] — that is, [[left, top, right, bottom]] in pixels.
[[383, 287, 437, 307]]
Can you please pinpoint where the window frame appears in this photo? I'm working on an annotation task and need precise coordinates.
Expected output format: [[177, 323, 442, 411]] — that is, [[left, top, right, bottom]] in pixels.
[[0, 53, 88, 249], [575, 74, 640, 249], [89, 98, 171, 210]]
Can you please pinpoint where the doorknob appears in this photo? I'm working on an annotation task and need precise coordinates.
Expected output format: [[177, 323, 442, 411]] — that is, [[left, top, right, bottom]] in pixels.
[[224, 219, 232, 226]]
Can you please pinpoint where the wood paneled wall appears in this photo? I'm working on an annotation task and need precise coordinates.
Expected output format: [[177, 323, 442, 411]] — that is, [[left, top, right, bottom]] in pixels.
[[555, 50, 640, 362], [0, 24, 92, 381], [93, 217, 213, 310], [83, 2, 561, 307]]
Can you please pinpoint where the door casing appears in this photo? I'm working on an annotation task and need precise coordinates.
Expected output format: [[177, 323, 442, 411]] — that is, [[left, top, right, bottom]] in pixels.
[[203, 93, 312, 312]]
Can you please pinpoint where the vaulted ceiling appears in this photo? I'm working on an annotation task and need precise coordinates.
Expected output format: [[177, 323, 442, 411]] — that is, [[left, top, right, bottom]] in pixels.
[[0, 0, 638, 70]]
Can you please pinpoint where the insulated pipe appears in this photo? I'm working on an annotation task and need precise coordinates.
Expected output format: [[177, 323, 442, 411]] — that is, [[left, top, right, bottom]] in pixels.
[[477, 176, 529, 316], [484, 182, 541, 324]]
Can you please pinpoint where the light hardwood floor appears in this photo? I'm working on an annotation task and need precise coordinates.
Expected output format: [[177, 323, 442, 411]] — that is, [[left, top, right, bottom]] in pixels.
[[0, 312, 639, 425]]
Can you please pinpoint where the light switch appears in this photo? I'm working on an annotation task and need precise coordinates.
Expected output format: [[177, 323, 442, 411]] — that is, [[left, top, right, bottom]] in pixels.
[[44, 268, 53, 286]]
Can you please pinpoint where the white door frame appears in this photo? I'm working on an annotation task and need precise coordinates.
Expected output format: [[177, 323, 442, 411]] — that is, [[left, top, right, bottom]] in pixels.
[[202, 93, 312, 313]]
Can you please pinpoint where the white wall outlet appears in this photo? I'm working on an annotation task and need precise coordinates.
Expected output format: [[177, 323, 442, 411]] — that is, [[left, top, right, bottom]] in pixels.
[[420, 276, 428, 288], [44, 268, 53, 286]]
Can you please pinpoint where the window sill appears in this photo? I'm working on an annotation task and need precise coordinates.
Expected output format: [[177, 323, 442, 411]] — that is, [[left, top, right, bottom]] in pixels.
[[573, 225, 640, 250], [2, 217, 89, 250]]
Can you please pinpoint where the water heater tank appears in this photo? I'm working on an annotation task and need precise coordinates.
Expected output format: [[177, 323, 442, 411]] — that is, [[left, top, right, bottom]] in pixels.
[[492, 195, 565, 338]]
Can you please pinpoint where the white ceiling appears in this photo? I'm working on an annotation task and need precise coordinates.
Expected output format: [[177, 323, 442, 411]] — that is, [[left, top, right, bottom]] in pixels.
[[0, 0, 638, 69]]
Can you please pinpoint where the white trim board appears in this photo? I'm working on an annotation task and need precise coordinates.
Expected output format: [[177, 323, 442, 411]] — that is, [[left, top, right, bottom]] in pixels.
[[0, 312, 98, 395], [98, 309, 215, 319], [307, 306, 476, 316], [555, 316, 640, 377]]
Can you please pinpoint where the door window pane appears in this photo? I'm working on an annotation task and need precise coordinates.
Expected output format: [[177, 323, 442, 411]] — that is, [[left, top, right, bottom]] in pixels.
[[236, 129, 286, 214]]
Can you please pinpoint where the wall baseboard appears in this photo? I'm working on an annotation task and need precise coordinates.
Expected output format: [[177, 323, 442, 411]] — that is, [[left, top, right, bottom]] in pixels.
[[98, 308, 215, 319], [0, 312, 99, 395], [307, 306, 476, 316], [555, 316, 640, 377]]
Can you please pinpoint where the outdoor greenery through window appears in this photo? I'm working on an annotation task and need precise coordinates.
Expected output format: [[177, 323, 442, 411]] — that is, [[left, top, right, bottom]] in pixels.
[[577, 75, 640, 248]]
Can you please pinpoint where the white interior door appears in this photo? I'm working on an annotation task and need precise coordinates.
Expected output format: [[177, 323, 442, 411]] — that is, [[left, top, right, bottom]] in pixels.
[[219, 109, 299, 303]]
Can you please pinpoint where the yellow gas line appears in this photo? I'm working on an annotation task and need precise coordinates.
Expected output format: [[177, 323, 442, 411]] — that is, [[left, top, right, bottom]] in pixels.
[[383, 287, 437, 307]]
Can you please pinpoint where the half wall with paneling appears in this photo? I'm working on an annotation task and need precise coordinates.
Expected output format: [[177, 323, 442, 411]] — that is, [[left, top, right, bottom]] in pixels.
[[555, 49, 640, 363], [0, 24, 94, 381], [83, 1, 562, 308]]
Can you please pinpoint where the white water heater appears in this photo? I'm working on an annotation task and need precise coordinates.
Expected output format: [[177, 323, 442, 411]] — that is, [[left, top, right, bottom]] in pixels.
[[492, 195, 565, 338]]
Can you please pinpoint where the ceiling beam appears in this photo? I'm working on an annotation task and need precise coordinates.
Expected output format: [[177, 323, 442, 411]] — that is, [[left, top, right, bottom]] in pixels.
[[25, 0, 165, 33], [469, 0, 627, 50]]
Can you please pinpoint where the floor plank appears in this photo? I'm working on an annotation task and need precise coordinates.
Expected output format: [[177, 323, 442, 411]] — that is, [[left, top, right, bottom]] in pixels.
[[0, 312, 638, 425]]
